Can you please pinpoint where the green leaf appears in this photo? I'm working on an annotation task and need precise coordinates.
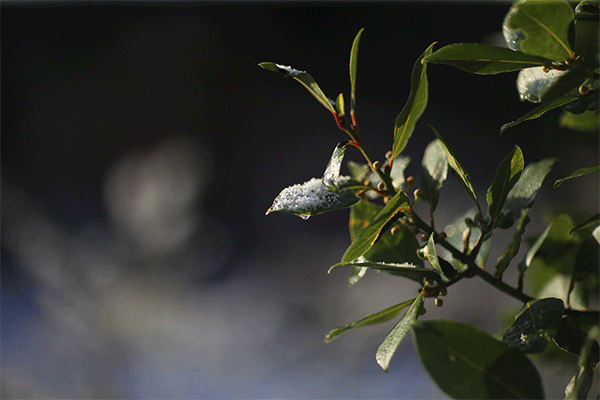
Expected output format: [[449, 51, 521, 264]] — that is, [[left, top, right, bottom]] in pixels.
[[424, 234, 444, 277], [494, 209, 531, 278], [322, 142, 347, 192], [421, 139, 448, 212], [424, 43, 554, 74], [391, 43, 436, 160], [413, 319, 544, 399], [266, 177, 358, 219], [564, 326, 600, 400], [554, 165, 600, 188], [347, 201, 423, 267], [349, 28, 364, 116], [503, 297, 565, 353], [487, 146, 524, 221], [430, 125, 480, 213], [501, 95, 580, 133], [341, 191, 411, 264], [553, 316, 600, 368], [258, 62, 336, 114], [503, 0, 575, 61], [334, 93, 346, 118], [325, 298, 415, 343], [570, 213, 600, 235], [376, 293, 424, 371], [498, 158, 557, 229], [328, 261, 441, 283], [559, 109, 600, 132], [567, 227, 600, 305]]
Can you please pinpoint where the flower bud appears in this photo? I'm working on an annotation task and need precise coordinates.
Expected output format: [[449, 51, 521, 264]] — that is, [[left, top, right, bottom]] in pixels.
[[435, 298, 443, 307], [413, 188, 423, 201], [406, 176, 415, 188], [372, 161, 381, 170]]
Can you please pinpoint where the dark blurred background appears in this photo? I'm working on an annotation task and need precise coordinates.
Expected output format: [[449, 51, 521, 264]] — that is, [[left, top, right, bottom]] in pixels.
[[2, 2, 598, 399]]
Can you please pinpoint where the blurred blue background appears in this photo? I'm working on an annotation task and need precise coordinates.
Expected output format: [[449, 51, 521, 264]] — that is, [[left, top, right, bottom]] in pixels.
[[2, 3, 598, 399]]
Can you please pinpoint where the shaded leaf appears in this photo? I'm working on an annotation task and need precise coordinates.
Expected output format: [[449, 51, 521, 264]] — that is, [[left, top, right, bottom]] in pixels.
[[503, 298, 565, 353], [266, 177, 358, 219], [441, 209, 491, 270], [564, 326, 600, 400], [348, 201, 423, 268], [498, 158, 557, 229], [501, 95, 580, 133], [495, 209, 531, 278], [570, 213, 600, 235], [325, 299, 415, 343], [568, 227, 600, 305], [503, 0, 575, 61], [414, 319, 544, 399], [430, 125, 480, 213], [424, 43, 553, 74], [391, 43, 436, 160], [554, 165, 600, 188], [559, 109, 600, 132], [487, 146, 524, 221], [341, 191, 411, 264], [349, 28, 364, 116], [259, 62, 336, 114], [376, 293, 424, 371], [328, 261, 441, 283], [553, 316, 600, 368], [421, 139, 448, 212]]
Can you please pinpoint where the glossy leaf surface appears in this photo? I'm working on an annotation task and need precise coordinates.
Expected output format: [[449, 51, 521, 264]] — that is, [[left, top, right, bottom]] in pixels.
[[503, 0, 575, 61], [266, 177, 358, 219], [421, 139, 448, 212], [322, 142, 347, 192], [414, 319, 544, 399], [487, 146, 524, 221], [325, 298, 414, 343], [424, 43, 553, 74], [501, 95, 580, 133], [503, 298, 565, 353], [424, 234, 444, 277], [328, 261, 441, 283], [341, 191, 411, 264], [259, 62, 336, 114], [494, 209, 530, 278], [498, 158, 556, 229], [376, 293, 424, 371], [431, 126, 480, 213], [391, 43, 435, 160], [349, 28, 364, 115]]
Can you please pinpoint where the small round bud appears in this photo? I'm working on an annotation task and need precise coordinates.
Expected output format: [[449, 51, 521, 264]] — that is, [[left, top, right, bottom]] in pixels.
[[406, 176, 415, 188], [385, 151, 393, 159], [372, 161, 381, 170], [438, 287, 447, 296], [436, 232, 447, 241], [413, 188, 423, 200], [424, 277, 435, 286], [418, 306, 427, 316], [435, 298, 443, 307], [391, 226, 400, 235], [410, 225, 420, 235], [364, 180, 371, 186], [421, 233, 428, 242], [579, 84, 590, 94], [417, 248, 427, 260], [464, 217, 474, 227], [473, 213, 482, 223], [383, 196, 390, 204], [377, 182, 386, 192]]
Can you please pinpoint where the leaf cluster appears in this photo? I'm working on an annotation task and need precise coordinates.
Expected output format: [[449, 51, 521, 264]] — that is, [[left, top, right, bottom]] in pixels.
[[260, 1, 599, 398]]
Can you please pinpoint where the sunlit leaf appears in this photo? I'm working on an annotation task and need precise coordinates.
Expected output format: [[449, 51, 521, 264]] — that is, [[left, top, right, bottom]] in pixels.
[[503, 0, 575, 61], [323, 142, 348, 192], [559, 109, 600, 132], [424, 43, 553, 74], [341, 191, 411, 264], [503, 297, 565, 353], [266, 177, 358, 219], [328, 261, 441, 283], [501, 95, 580, 133], [259, 62, 336, 114], [554, 164, 600, 188], [487, 146, 524, 222], [498, 158, 556, 229], [424, 234, 444, 276], [421, 139, 448, 212], [391, 43, 436, 160], [349, 28, 364, 116], [430, 125, 480, 213], [334, 93, 346, 118], [376, 293, 424, 371], [325, 298, 415, 343], [414, 319, 544, 399]]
